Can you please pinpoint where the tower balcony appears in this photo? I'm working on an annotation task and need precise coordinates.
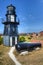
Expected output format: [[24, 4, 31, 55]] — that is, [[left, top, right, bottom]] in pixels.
[[2, 21, 19, 25]]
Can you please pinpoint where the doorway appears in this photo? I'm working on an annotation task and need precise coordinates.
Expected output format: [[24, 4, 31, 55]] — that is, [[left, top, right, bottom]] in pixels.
[[12, 37, 15, 46]]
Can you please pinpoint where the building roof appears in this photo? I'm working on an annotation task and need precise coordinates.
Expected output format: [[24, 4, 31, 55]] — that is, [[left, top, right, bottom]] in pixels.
[[7, 4, 16, 9]]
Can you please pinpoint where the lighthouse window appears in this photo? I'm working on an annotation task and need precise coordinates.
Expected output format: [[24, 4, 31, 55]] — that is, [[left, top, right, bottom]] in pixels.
[[8, 7, 13, 11], [11, 15, 14, 22], [8, 15, 11, 21]]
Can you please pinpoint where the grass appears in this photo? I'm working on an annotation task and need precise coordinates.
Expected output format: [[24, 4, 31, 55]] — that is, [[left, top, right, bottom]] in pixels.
[[14, 47, 43, 65], [0, 45, 15, 65]]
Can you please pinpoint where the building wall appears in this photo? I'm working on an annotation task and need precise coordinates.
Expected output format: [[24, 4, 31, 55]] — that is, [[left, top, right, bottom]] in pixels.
[[3, 36, 10, 46], [4, 24, 18, 36], [3, 35, 18, 46]]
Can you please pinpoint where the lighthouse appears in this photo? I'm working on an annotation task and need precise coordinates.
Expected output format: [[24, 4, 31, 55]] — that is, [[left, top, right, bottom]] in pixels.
[[2, 4, 19, 46]]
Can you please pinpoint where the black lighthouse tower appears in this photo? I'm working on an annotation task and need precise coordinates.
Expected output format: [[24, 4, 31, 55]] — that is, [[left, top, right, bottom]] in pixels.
[[3, 4, 19, 46]]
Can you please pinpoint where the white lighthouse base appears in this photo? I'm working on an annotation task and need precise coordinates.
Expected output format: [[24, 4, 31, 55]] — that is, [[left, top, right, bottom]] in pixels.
[[3, 36, 18, 46], [10, 36, 17, 46], [10, 37, 12, 46]]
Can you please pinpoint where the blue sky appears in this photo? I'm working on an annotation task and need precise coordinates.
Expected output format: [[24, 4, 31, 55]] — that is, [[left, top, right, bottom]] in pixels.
[[0, 0, 43, 33]]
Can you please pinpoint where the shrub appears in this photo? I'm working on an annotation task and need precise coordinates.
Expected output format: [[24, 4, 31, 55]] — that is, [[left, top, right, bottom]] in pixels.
[[0, 36, 3, 45], [19, 36, 25, 42], [28, 36, 32, 40]]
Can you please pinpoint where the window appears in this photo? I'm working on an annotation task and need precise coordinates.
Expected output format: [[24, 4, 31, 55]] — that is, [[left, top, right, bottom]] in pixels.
[[8, 15, 14, 22], [8, 7, 13, 11], [8, 15, 11, 21], [11, 15, 14, 22]]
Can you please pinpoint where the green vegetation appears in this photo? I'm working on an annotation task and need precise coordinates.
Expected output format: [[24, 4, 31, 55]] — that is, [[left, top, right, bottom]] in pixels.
[[19, 34, 43, 42], [27, 36, 32, 42], [19, 36, 25, 42], [0, 36, 3, 45], [19, 35, 32, 42]]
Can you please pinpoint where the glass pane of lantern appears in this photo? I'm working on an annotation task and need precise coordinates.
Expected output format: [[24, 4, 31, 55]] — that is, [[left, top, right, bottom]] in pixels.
[[11, 15, 14, 22], [8, 7, 13, 11], [8, 15, 11, 21]]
